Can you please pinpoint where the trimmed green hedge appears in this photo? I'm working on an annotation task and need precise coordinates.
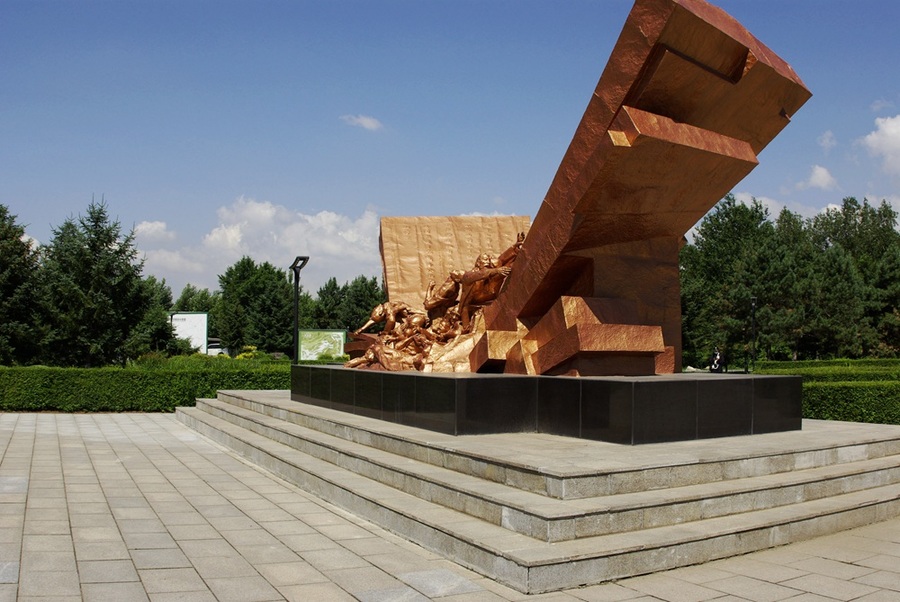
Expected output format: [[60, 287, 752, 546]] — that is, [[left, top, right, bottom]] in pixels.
[[803, 381, 900, 425], [0, 364, 291, 412], [756, 359, 900, 426], [757, 365, 900, 383]]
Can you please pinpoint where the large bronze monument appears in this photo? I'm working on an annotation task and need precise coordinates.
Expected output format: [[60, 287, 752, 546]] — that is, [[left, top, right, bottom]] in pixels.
[[295, 0, 809, 442]]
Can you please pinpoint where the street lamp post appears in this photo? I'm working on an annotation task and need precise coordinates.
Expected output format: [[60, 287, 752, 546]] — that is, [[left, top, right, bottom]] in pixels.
[[750, 296, 757, 373], [290, 256, 310, 363]]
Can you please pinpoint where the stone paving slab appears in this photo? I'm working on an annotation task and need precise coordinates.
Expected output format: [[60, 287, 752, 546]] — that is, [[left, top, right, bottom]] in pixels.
[[0, 413, 896, 601]]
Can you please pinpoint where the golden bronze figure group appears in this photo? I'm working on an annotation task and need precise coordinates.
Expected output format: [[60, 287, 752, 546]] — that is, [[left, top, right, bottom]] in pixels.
[[346, 232, 525, 372]]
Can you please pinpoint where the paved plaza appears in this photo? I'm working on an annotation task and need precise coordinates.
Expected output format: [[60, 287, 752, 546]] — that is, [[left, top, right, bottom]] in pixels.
[[0, 412, 897, 601]]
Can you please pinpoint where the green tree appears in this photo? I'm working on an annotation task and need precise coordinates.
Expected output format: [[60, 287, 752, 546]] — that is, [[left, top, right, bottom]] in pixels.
[[123, 276, 194, 358], [680, 195, 773, 367], [217, 257, 293, 355], [38, 202, 150, 367], [173, 284, 222, 339], [0, 205, 42, 365], [313, 277, 345, 330], [338, 275, 385, 332]]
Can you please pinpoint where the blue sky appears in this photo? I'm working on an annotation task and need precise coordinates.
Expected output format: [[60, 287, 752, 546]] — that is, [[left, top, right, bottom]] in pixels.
[[2, 0, 899, 297]]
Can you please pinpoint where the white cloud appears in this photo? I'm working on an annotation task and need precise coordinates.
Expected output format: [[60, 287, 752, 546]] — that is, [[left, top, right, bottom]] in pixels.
[[134, 220, 176, 242], [797, 164, 838, 191], [871, 98, 895, 113], [861, 114, 900, 177], [817, 130, 836, 153], [139, 197, 383, 297], [340, 114, 384, 131]]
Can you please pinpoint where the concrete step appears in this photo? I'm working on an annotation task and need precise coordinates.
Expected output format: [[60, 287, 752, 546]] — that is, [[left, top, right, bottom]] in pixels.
[[176, 402, 900, 594], [191, 396, 900, 543], [214, 389, 900, 497]]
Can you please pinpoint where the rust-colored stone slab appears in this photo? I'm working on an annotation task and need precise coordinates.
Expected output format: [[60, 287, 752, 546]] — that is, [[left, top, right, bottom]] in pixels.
[[480, 0, 810, 374]]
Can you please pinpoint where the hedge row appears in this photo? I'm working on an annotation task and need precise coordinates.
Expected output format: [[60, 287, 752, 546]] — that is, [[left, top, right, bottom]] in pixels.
[[0, 365, 291, 412], [803, 381, 900, 425], [757, 365, 900, 383]]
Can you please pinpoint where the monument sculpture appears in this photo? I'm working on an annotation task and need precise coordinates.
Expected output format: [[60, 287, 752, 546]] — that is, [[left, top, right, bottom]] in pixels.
[[296, 0, 808, 443], [347, 0, 811, 377]]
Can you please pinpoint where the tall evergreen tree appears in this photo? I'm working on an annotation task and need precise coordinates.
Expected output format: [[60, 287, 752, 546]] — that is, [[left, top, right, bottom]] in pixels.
[[38, 202, 149, 367], [0, 205, 42, 365]]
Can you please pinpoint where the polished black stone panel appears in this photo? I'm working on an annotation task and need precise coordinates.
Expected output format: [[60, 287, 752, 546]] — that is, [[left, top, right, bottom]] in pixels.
[[409, 374, 459, 434], [458, 375, 537, 434], [581, 379, 634, 444], [309, 368, 333, 408], [289, 366, 803, 444], [698, 377, 753, 438], [291, 365, 311, 398], [632, 378, 698, 444], [537, 377, 582, 438], [382, 371, 415, 424], [354, 370, 383, 420], [329, 367, 357, 414], [753, 376, 803, 433]]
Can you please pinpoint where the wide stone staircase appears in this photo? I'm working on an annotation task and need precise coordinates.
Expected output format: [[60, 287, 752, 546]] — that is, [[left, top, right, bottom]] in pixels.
[[176, 390, 900, 594]]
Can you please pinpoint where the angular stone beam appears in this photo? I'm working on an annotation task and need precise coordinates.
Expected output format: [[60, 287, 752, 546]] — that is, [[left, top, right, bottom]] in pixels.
[[481, 0, 811, 375]]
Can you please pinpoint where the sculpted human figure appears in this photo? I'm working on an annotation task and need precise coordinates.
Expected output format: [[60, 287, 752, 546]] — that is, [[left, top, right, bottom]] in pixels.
[[424, 269, 464, 320], [353, 301, 423, 335], [458, 232, 525, 330]]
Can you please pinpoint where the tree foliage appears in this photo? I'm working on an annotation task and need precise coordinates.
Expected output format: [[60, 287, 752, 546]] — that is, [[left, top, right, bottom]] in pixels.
[[681, 195, 900, 367], [0, 206, 42, 365], [217, 257, 293, 355], [38, 202, 152, 367]]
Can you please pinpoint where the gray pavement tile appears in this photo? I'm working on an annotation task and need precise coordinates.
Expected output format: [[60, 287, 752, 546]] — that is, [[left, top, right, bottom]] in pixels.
[[256, 560, 328, 587], [325, 565, 405, 594], [23, 521, 68, 536], [0, 584, 15, 602], [0, 562, 17, 584], [236, 543, 303, 564], [856, 554, 900, 572], [277, 532, 340, 552], [22, 534, 73, 552], [566, 582, 648, 601], [780, 573, 880, 601], [116, 519, 168, 534], [190, 555, 258, 579], [166, 524, 220, 541], [68, 502, 113, 516], [317, 523, 378, 541], [130, 548, 193, 570], [221, 528, 281, 547], [138, 567, 208, 594], [277, 582, 358, 601], [397, 568, 483, 598], [157, 512, 208, 526], [619, 574, 725, 602], [205, 575, 283, 602], [703, 575, 803, 602], [18, 570, 80, 597], [356, 586, 431, 602], [788, 556, 878, 580], [124, 532, 178, 550], [302, 547, 371, 571], [78, 559, 140, 583], [71, 526, 122, 543], [702, 557, 810, 583], [177, 538, 240, 559], [852, 570, 900, 592], [82, 581, 151, 602], [21, 550, 76, 572], [75, 540, 131, 561], [148, 591, 218, 601]]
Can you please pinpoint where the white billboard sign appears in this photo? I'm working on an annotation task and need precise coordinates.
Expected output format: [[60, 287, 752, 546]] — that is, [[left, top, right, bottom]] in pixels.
[[170, 312, 209, 354]]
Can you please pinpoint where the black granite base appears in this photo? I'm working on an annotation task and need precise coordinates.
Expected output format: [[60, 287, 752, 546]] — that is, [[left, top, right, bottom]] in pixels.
[[290, 365, 802, 443]]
